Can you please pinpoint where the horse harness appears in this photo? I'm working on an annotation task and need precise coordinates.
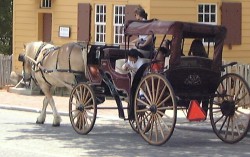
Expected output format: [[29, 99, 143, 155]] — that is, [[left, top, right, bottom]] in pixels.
[[30, 42, 84, 87]]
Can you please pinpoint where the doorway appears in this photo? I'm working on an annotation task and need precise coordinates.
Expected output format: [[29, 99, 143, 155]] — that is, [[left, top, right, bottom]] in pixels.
[[38, 13, 52, 42]]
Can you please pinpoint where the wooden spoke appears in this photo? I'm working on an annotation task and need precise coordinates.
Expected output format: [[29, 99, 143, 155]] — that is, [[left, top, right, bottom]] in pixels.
[[145, 79, 153, 103], [210, 73, 250, 143], [134, 73, 176, 145], [157, 95, 171, 108], [69, 83, 97, 135], [156, 85, 167, 105]]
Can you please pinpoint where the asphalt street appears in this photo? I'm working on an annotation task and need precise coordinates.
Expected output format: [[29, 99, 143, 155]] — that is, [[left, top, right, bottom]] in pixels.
[[0, 109, 250, 157]]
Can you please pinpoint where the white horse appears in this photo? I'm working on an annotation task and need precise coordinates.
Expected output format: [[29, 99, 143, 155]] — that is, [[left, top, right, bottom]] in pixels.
[[22, 41, 88, 126]]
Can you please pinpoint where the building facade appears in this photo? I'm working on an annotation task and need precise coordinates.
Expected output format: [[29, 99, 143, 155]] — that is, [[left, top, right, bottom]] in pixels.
[[13, 0, 250, 73]]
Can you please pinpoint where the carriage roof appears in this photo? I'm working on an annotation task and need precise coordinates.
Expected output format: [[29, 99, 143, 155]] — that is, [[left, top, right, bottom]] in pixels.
[[124, 19, 227, 71], [124, 19, 226, 38]]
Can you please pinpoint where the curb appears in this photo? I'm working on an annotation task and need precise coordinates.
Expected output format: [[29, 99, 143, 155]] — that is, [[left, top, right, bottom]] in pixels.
[[0, 104, 120, 120], [0, 104, 69, 117]]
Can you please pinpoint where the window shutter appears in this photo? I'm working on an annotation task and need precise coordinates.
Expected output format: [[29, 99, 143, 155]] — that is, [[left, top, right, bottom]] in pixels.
[[221, 2, 242, 45], [125, 5, 138, 24], [77, 3, 91, 42]]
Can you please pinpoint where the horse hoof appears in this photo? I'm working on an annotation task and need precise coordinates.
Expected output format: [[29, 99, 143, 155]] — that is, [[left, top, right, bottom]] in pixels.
[[36, 121, 44, 124], [52, 123, 60, 127]]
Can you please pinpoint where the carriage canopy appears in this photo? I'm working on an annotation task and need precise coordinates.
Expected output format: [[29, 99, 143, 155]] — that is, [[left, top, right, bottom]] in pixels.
[[124, 19, 227, 71]]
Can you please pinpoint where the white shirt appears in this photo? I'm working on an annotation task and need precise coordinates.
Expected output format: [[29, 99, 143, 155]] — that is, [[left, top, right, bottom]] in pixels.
[[122, 57, 144, 75]]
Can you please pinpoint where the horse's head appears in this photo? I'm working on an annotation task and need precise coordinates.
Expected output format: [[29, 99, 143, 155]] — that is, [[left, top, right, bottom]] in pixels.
[[19, 41, 45, 81]]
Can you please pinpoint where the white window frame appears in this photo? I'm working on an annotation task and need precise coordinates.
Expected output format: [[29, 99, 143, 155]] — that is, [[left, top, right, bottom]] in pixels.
[[113, 5, 125, 44], [95, 4, 106, 44], [198, 3, 217, 44], [40, 0, 52, 8], [198, 3, 217, 25]]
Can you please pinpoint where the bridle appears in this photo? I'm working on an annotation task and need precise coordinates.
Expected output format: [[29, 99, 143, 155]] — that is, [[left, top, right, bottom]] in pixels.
[[18, 53, 32, 87], [18, 42, 47, 87]]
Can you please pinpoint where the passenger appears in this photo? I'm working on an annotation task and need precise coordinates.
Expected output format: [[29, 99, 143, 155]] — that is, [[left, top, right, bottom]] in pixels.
[[122, 49, 145, 79], [164, 39, 171, 50], [132, 6, 154, 58], [151, 47, 170, 72], [188, 39, 208, 58]]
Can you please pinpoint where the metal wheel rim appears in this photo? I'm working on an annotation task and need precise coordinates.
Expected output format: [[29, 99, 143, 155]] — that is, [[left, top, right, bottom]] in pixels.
[[69, 83, 97, 135], [210, 73, 250, 143], [134, 73, 177, 145]]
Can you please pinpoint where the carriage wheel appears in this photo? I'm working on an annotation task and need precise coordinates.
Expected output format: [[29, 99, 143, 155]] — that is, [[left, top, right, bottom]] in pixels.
[[129, 119, 139, 133], [129, 113, 151, 133], [69, 82, 97, 135], [134, 73, 177, 145], [210, 73, 250, 143]]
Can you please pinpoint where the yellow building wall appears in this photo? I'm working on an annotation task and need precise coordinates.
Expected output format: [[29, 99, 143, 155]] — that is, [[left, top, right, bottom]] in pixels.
[[13, 0, 250, 74]]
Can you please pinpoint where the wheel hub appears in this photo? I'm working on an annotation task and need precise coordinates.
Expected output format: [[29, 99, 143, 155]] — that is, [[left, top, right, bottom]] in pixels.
[[150, 104, 157, 114], [78, 104, 85, 112], [220, 100, 235, 116]]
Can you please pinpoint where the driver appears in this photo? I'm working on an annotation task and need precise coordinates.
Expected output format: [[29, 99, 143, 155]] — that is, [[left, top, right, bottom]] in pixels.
[[131, 6, 154, 58]]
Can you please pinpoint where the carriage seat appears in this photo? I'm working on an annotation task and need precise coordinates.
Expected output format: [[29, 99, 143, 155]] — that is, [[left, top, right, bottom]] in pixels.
[[115, 59, 129, 74], [102, 48, 128, 70], [103, 48, 127, 59], [174, 56, 213, 69]]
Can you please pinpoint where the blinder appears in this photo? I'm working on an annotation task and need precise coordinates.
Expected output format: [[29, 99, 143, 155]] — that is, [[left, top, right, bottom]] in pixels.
[[18, 53, 25, 62]]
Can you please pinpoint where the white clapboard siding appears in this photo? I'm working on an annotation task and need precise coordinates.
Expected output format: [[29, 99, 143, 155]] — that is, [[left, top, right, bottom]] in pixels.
[[0, 54, 12, 88], [223, 60, 250, 87]]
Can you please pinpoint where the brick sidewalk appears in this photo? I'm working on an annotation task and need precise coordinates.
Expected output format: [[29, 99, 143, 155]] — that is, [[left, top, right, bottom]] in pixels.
[[0, 89, 122, 117]]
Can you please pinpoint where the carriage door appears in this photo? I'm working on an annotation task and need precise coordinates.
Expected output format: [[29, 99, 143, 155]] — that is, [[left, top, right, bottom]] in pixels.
[[77, 3, 91, 42], [38, 13, 52, 42]]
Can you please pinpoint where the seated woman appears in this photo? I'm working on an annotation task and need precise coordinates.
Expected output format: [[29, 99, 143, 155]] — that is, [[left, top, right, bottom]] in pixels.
[[188, 39, 208, 58], [132, 6, 154, 58]]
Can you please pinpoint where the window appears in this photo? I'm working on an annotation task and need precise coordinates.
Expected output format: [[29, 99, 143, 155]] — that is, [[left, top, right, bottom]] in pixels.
[[198, 4, 217, 25], [95, 4, 106, 43], [198, 4, 217, 43], [113, 5, 125, 44], [40, 0, 51, 8]]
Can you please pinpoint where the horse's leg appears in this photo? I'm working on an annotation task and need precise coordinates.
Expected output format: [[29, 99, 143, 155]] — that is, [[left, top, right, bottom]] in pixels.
[[38, 85, 62, 126], [36, 84, 50, 124], [36, 96, 49, 124], [48, 95, 62, 127]]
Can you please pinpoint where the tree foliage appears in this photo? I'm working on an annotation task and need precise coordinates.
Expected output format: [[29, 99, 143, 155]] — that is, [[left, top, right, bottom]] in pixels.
[[0, 0, 13, 55]]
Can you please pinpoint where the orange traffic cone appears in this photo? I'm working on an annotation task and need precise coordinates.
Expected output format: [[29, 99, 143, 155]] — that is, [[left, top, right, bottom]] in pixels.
[[187, 100, 206, 121]]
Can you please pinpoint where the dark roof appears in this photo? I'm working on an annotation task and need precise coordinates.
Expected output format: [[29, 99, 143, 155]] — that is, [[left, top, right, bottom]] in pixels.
[[124, 19, 227, 39]]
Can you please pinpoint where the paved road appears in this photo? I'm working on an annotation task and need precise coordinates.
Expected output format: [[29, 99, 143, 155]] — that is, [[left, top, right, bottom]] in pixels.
[[0, 109, 250, 157]]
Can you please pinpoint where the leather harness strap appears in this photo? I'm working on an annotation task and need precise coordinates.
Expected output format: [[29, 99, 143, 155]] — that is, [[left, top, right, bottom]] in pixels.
[[31, 42, 86, 87]]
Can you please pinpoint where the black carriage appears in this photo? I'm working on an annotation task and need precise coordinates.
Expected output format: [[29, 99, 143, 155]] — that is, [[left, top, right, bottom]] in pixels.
[[69, 19, 250, 145]]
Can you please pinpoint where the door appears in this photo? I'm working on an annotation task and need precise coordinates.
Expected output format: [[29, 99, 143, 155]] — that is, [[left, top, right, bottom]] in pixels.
[[77, 3, 91, 42], [43, 13, 52, 42]]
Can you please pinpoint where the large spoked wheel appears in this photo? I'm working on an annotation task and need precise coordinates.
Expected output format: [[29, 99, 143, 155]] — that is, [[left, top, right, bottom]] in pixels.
[[69, 82, 97, 135], [134, 73, 177, 145], [210, 73, 250, 143]]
